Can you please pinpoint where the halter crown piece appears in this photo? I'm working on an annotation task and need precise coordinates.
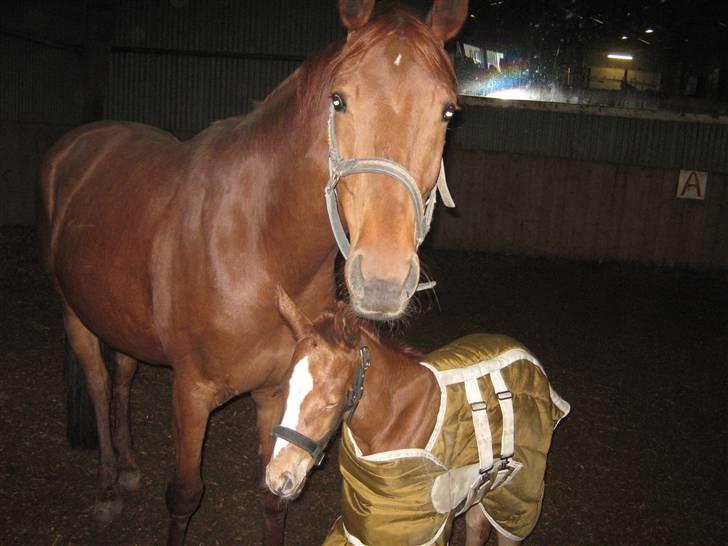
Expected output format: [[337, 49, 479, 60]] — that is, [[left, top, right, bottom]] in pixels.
[[324, 103, 456, 292]]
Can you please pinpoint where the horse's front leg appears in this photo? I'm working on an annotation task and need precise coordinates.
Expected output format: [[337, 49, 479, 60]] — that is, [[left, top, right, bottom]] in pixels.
[[253, 386, 288, 546], [165, 374, 217, 546]]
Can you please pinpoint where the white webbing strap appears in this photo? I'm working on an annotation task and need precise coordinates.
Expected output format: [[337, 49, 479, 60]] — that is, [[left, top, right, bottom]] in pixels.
[[489, 369, 514, 463], [464, 378, 493, 472]]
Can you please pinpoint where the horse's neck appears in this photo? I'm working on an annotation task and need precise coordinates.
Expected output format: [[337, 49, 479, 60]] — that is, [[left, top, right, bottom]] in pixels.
[[350, 333, 440, 454], [192, 72, 336, 293]]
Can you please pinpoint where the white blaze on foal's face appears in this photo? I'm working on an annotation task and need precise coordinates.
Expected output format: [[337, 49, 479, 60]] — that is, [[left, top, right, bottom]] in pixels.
[[273, 356, 314, 457]]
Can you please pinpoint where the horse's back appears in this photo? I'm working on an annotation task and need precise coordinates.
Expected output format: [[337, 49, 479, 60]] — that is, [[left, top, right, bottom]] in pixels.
[[40, 121, 178, 226]]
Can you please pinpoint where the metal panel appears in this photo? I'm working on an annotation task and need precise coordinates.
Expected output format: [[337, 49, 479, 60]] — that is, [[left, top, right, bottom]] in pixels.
[[451, 105, 728, 174], [0, 34, 84, 125], [113, 0, 343, 57], [105, 51, 300, 130]]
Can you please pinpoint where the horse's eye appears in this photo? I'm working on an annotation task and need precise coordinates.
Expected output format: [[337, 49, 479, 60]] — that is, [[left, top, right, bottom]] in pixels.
[[331, 93, 347, 112], [442, 104, 456, 122]]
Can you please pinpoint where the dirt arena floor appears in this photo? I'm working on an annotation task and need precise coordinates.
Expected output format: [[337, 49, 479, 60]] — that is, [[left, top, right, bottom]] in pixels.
[[1, 225, 726, 545]]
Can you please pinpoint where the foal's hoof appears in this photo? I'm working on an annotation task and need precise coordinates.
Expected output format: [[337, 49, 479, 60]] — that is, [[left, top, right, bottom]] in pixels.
[[118, 468, 142, 492], [91, 495, 123, 522]]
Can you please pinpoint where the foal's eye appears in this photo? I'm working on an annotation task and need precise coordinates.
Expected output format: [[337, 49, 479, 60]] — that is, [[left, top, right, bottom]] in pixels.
[[331, 93, 347, 112], [442, 103, 456, 122], [324, 402, 338, 410]]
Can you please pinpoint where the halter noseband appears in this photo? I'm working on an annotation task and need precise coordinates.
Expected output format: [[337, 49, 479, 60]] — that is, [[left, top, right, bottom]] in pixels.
[[324, 104, 455, 291], [272, 346, 371, 465]]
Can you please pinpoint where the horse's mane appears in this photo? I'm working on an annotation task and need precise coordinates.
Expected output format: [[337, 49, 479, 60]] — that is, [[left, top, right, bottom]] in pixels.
[[314, 306, 426, 362], [270, 5, 455, 123]]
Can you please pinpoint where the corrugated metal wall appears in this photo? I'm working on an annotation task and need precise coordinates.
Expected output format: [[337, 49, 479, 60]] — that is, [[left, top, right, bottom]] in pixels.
[[113, 0, 341, 56], [452, 104, 728, 175], [0, 34, 84, 125], [105, 0, 343, 130], [105, 52, 300, 130]]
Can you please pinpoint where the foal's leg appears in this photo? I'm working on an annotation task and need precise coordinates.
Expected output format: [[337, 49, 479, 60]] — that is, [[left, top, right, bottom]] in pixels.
[[112, 353, 141, 492], [465, 506, 522, 546], [165, 375, 215, 546], [253, 386, 288, 546], [64, 308, 122, 521], [465, 505, 492, 546]]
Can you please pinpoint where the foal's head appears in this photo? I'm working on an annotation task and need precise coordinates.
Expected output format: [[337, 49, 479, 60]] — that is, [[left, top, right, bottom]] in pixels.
[[311, 0, 468, 320], [266, 288, 362, 499]]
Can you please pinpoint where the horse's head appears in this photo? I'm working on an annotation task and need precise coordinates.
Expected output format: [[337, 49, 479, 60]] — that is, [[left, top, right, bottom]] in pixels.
[[266, 287, 361, 499], [326, 0, 468, 320]]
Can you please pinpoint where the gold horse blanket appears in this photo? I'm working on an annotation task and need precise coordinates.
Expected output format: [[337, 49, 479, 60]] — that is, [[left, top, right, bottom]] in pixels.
[[322, 334, 570, 546]]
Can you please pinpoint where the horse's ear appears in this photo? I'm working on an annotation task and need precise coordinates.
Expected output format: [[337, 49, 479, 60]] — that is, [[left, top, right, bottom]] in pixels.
[[276, 285, 314, 341], [426, 0, 469, 42], [334, 302, 360, 347], [338, 0, 375, 31]]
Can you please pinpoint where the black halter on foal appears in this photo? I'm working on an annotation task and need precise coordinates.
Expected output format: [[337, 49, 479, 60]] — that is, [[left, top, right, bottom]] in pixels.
[[272, 346, 371, 465]]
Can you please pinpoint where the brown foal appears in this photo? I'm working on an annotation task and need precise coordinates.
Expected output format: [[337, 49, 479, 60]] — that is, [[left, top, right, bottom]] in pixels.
[[267, 289, 555, 546]]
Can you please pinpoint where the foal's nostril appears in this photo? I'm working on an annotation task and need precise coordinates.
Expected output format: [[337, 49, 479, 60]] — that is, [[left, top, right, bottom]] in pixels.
[[280, 471, 295, 495]]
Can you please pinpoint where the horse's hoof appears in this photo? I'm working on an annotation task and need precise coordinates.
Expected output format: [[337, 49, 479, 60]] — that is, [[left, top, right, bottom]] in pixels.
[[118, 468, 142, 492], [91, 496, 123, 522]]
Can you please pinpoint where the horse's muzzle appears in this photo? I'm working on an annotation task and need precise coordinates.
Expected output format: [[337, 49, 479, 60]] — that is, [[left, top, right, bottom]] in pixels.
[[346, 253, 419, 320], [265, 468, 303, 500]]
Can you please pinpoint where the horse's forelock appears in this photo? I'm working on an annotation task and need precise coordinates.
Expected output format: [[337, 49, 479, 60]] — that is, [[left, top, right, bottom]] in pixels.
[[295, 6, 455, 120]]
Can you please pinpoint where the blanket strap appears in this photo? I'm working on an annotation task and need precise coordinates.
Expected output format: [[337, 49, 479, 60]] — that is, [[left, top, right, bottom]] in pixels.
[[489, 369, 515, 489]]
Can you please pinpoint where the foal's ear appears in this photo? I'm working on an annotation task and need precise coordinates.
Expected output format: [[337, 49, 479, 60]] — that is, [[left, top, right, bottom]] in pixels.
[[426, 0, 469, 42], [334, 302, 360, 347], [338, 0, 375, 31], [276, 286, 314, 341]]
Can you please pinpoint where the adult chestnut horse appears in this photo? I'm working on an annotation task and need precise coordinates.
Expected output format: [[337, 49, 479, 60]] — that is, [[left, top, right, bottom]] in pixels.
[[37, 1, 468, 544]]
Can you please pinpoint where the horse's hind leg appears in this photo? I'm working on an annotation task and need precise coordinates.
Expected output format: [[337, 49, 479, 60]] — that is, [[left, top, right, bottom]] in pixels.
[[64, 307, 122, 521], [112, 352, 141, 492], [465, 506, 522, 546]]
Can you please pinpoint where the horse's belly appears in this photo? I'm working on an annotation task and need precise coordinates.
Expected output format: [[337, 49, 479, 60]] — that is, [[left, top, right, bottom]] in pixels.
[[48, 127, 176, 363], [53, 222, 166, 362]]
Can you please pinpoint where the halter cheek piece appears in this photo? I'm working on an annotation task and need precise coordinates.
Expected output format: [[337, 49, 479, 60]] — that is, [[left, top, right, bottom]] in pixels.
[[272, 346, 371, 465], [324, 103, 456, 292]]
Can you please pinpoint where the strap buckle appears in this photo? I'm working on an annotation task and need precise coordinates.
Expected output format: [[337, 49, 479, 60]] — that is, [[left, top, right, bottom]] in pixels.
[[470, 401, 487, 412], [496, 390, 513, 401]]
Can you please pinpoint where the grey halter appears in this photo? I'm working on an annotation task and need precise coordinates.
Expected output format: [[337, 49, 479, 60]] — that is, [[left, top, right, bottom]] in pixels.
[[324, 103, 455, 291]]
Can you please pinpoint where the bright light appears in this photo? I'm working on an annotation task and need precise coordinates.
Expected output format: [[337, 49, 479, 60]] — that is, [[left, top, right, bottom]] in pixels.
[[608, 53, 633, 60], [486, 88, 536, 101], [621, 35, 628, 40], [645, 28, 654, 34]]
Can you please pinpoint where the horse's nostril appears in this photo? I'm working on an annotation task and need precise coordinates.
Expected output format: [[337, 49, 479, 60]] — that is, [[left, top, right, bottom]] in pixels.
[[402, 257, 419, 298], [281, 471, 295, 494], [348, 253, 366, 299]]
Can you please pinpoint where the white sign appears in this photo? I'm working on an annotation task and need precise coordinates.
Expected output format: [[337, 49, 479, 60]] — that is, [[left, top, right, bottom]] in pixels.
[[676, 170, 707, 200]]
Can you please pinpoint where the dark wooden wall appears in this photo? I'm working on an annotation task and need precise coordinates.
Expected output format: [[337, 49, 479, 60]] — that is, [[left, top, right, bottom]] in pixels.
[[432, 149, 728, 268]]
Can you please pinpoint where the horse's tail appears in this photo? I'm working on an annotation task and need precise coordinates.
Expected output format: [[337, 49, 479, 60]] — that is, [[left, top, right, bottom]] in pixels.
[[64, 337, 117, 450]]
